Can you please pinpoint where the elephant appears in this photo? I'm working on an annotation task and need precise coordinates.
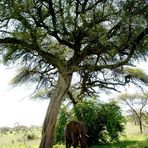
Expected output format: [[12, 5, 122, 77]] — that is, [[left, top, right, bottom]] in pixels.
[[64, 121, 86, 148]]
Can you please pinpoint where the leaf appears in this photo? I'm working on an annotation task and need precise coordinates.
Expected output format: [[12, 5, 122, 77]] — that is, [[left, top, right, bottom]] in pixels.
[[124, 67, 148, 84]]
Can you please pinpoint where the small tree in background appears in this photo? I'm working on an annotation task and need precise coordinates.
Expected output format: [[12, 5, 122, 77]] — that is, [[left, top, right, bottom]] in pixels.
[[119, 92, 148, 134]]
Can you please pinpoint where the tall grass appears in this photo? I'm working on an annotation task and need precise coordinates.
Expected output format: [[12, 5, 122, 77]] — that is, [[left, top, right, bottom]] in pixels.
[[0, 122, 147, 148]]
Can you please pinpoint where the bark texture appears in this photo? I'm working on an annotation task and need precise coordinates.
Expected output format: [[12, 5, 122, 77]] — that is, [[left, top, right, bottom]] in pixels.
[[39, 74, 72, 148]]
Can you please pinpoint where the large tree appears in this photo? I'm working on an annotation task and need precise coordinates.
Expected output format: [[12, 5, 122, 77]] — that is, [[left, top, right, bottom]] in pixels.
[[0, 0, 148, 147]]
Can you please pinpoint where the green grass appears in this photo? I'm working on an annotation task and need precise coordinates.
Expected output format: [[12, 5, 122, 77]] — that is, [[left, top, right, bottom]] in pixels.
[[95, 123, 148, 148], [52, 134, 148, 148], [0, 130, 40, 148], [53, 123, 148, 148], [0, 122, 148, 148]]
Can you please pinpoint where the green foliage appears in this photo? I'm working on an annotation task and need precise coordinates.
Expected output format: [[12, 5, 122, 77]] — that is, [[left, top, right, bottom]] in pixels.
[[74, 99, 99, 128], [99, 102, 125, 142], [74, 100, 126, 145], [55, 99, 125, 145], [124, 68, 148, 84], [0, 0, 147, 96], [74, 100, 103, 144], [55, 106, 71, 144]]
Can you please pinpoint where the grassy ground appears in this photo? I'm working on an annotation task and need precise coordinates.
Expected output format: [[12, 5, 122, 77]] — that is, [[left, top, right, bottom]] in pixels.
[[0, 122, 148, 148], [53, 134, 148, 148], [0, 132, 40, 148]]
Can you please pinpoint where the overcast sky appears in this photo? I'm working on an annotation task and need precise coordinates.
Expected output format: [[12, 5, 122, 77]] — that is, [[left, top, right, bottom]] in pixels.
[[0, 61, 148, 127], [0, 64, 48, 127]]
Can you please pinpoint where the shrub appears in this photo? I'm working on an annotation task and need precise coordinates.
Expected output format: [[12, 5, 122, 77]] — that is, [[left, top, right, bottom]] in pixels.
[[55, 106, 71, 144], [55, 99, 125, 145], [27, 133, 37, 140], [74, 100, 126, 145]]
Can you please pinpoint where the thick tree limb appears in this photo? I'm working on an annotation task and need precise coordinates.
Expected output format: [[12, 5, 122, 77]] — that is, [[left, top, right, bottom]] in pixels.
[[67, 90, 77, 105], [0, 37, 31, 47], [0, 37, 65, 73]]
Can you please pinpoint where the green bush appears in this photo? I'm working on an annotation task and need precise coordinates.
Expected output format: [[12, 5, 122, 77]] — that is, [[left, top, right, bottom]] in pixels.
[[55, 106, 71, 144], [74, 100, 102, 145], [74, 100, 126, 145], [55, 99, 125, 145], [99, 102, 125, 142]]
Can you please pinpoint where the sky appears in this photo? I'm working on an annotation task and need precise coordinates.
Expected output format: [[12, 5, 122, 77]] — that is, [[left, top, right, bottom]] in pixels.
[[0, 64, 48, 127], [0, 61, 148, 127]]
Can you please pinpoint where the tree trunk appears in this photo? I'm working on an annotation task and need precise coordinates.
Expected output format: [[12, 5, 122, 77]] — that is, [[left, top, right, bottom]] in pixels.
[[139, 118, 143, 134], [39, 73, 72, 148]]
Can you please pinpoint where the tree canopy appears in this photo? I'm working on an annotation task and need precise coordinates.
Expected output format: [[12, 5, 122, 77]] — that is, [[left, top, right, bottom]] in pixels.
[[0, 0, 148, 98]]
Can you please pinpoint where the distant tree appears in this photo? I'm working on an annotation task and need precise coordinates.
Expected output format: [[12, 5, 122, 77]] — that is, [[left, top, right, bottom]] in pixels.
[[119, 93, 148, 133], [0, 127, 10, 136], [143, 112, 148, 128], [0, 1, 148, 147], [126, 109, 140, 125]]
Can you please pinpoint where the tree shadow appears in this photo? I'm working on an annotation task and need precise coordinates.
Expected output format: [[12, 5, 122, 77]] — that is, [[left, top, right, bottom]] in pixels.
[[88, 140, 148, 148]]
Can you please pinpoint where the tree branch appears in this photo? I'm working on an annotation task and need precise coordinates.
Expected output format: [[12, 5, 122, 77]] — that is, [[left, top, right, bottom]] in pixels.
[[67, 90, 77, 105], [0, 37, 31, 47], [0, 37, 65, 73], [80, 28, 148, 72]]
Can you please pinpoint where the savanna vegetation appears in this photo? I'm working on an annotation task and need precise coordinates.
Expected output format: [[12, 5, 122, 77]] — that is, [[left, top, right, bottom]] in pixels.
[[0, 98, 148, 148], [119, 92, 148, 134], [0, 0, 148, 148], [55, 100, 125, 145], [0, 94, 140, 148]]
